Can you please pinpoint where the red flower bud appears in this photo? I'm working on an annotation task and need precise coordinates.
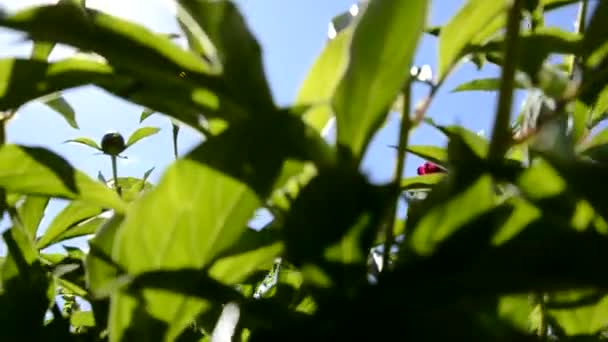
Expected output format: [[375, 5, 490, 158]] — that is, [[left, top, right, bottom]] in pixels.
[[417, 162, 445, 176]]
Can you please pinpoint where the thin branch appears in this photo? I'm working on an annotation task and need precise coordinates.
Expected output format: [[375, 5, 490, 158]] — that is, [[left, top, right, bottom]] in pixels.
[[488, 0, 524, 162], [382, 78, 412, 269]]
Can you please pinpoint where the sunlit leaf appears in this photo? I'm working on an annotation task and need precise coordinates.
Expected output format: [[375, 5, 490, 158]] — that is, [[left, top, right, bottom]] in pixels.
[[0, 144, 125, 212], [452, 77, 526, 92], [64, 137, 101, 151], [37, 200, 104, 249], [407, 175, 496, 256], [438, 0, 509, 81], [17, 195, 49, 240], [109, 116, 296, 342], [85, 214, 124, 297], [39, 93, 78, 129], [0, 4, 215, 83], [333, 0, 428, 162], [125, 126, 160, 148], [401, 174, 445, 191], [297, 28, 352, 131], [177, 0, 275, 112], [139, 108, 155, 123], [70, 311, 96, 328], [549, 292, 608, 335], [405, 145, 447, 166]]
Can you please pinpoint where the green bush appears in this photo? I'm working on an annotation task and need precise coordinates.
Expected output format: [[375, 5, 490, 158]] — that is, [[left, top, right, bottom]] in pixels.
[[0, 0, 607, 341]]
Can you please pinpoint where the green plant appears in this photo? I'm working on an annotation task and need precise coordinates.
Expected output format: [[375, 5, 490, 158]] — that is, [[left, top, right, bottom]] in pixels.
[[0, 0, 607, 341]]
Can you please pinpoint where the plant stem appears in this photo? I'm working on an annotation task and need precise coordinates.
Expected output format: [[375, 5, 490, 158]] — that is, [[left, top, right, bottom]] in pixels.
[[382, 79, 412, 269], [111, 155, 121, 196], [537, 292, 548, 340], [172, 123, 180, 159], [569, 0, 588, 77], [488, 0, 524, 162]]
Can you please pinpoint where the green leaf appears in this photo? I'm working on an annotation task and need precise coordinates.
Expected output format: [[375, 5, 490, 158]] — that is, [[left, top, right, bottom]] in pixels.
[[405, 145, 447, 166], [109, 117, 293, 342], [429, 122, 489, 158], [581, 0, 608, 63], [40, 94, 78, 129], [590, 86, 608, 127], [64, 137, 101, 151], [0, 57, 233, 132], [0, 226, 53, 338], [0, 144, 125, 212], [549, 292, 608, 335], [177, 0, 275, 112], [0, 4, 216, 85], [37, 200, 104, 250], [85, 214, 124, 297], [139, 108, 155, 123], [408, 175, 497, 256], [209, 241, 283, 285], [17, 195, 49, 240], [476, 27, 582, 83], [125, 126, 160, 148], [452, 77, 526, 92], [70, 311, 96, 328], [333, 0, 428, 162], [30, 41, 54, 61], [108, 176, 154, 203], [438, 0, 509, 81], [401, 174, 445, 191], [296, 28, 352, 131]]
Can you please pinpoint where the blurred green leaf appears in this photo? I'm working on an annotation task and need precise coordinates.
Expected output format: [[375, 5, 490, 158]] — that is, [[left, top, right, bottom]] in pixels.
[[0, 57, 234, 131], [581, 0, 608, 64], [438, 0, 509, 81], [37, 201, 102, 250], [405, 145, 447, 165], [333, 0, 428, 162], [0, 226, 53, 339], [452, 77, 526, 92], [408, 175, 497, 256], [476, 27, 582, 83], [39, 217, 105, 251], [590, 87, 608, 127], [401, 174, 445, 191], [297, 28, 351, 131], [64, 137, 101, 151], [70, 311, 96, 328], [30, 41, 54, 62], [429, 122, 489, 158], [85, 214, 124, 297], [0, 144, 125, 212], [109, 116, 297, 342], [139, 108, 155, 123], [17, 195, 49, 240], [126, 126, 160, 148], [0, 4, 216, 84], [40, 93, 78, 129], [177, 0, 275, 112], [549, 292, 608, 335]]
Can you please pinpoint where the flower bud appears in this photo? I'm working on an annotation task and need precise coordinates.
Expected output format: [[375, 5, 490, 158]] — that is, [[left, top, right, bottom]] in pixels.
[[101, 132, 126, 156]]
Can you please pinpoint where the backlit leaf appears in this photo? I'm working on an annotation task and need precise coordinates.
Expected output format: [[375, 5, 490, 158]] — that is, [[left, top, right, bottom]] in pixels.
[[64, 137, 101, 151], [17, 195, 49, 240], [0, 144, 125, 212], [333, 0, 428, 162], [40, 94, 78, 129], [438, 0, 509, 81], [125, 126, 160, 148], [37, 201, 104, 250]]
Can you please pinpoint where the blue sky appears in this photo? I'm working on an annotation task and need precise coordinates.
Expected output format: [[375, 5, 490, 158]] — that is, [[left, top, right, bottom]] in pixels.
[[0, 0, 582, 256]]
